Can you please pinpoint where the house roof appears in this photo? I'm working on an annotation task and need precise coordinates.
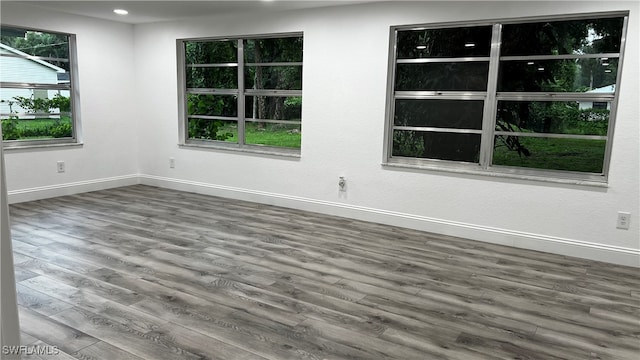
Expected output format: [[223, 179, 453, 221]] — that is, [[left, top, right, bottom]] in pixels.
[[0, 43, 66, 73], [587, 84, 616, 93]]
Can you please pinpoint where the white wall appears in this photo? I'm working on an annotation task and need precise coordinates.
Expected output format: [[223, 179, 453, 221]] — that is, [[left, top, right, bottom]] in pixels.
[[134, 1, 639, 266], [2, 1, 638, 266], [1, 3, 139, 200]]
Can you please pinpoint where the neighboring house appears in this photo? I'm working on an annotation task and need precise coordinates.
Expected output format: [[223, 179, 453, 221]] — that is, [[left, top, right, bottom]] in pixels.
[[0, 43, 68, 117], [578, 84, 615, 110]]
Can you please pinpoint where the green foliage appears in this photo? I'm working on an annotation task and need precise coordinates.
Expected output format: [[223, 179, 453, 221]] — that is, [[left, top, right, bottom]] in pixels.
[[12, 94, 70, 113], [49, 120, 73, 138], [188, 119, 233, 141], [1, 117, 21, 140], [1, 29, 69, 59], [2, 94, 73, 140], [185, 36, 303, 145], [2, 117, 72, 140]]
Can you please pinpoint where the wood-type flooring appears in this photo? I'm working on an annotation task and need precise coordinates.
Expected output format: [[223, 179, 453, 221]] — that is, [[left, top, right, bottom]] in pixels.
[[8, 185, 640, 359]]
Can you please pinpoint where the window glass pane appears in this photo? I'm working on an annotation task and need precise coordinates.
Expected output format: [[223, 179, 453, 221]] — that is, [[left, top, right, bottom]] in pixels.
[[395, 99, 483, 129], [1, 114, 72, 141], [395, 62, 489, 91], [185, 40, 237, 64], [497, 101, 609, 136], [0, 29, 71, 82], [188, 118, 237, 142], [397, 26, 492, 58], [498, 58, 618, 92], [501, 17, 624, 56], [392, 130, 481, 162], [245, 66, 302, 90], [244, 37, 303, 63], [1, 27, 76, 144], [245, 96, 301, 121], [187, 94, 237, 117], [1, 88, 72, 140], [186, 66, 237, 88], [244, 122, 301, 148], [0, 27, 69, 59], [493, 136, 605, 173]]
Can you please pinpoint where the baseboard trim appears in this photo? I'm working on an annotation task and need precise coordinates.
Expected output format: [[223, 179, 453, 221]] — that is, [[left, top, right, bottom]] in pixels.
[[140, 174, 639, 268], [7, 174, 139, 204]]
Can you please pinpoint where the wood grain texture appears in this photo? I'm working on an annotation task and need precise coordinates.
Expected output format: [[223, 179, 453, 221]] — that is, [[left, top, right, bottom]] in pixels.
[[11, 185, 640, 359]]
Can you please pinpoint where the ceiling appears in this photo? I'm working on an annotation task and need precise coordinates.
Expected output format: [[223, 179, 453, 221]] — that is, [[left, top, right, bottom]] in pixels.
[[2, 0, 382, 24]]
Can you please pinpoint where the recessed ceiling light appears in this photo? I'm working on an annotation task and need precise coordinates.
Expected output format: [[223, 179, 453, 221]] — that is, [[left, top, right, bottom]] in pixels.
[[416, 45, 427, 50], [527, 62, 535, 65], [114, 9, 128, 15], [537, 67, 545, 71], [464, 43, 475, 48]]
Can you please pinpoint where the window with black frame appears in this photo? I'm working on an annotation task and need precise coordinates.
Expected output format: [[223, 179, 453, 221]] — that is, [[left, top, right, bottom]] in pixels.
[[386, 14, 627, 182], [1, 26, 79, 147], [179, 34, 303, 154]]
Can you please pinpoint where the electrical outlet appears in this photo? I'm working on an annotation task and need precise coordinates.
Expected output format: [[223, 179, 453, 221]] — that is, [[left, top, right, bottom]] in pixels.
[[56, 161, 65, 173], [616, 212, 631, 230], [338, 176, 346, 191], [169, 158, 175, 169]]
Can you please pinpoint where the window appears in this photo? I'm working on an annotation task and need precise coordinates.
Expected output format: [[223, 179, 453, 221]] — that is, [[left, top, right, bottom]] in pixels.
[[385, 14, 628, 182], [178, 34, 303, 155], [1, 26, 80, 147]]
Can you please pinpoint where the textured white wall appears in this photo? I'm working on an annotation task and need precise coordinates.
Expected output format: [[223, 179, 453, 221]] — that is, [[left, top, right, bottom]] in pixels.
[[1, 1, 637, 265], [1, 3, 139, 194]]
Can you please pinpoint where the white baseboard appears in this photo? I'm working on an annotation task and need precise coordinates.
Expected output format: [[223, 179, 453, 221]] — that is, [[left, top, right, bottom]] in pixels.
[[140, 174, 640, 268], [7, 174, 139, 204]]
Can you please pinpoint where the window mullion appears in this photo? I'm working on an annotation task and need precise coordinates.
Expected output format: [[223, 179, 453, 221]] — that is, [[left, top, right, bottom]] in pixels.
[[479, 23, 502, 170], [237, 39, 245, 146]]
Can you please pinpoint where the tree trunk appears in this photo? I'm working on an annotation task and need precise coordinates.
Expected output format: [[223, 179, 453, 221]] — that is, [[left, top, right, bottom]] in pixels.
[[254, 41, 266, 128]]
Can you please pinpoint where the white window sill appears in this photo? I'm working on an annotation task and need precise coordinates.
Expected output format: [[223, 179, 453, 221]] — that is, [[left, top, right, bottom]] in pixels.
[[382, 161, 609, 188], [3, 142, 83, 152], [179, 143, 301, 159]]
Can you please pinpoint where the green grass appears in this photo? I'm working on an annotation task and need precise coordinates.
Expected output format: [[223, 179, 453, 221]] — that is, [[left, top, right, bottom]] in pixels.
[[219, 122, 301, 148], [493, 137, 605, 173]]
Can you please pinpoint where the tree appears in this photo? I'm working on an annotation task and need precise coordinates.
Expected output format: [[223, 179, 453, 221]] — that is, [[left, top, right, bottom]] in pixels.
[[1, 30, 69, 70]]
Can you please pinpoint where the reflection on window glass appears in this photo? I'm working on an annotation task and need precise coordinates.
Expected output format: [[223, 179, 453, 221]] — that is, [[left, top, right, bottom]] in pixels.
[[493, 136, 605, 173], [498, 58, 618, 92], [245, 96, 301, 121], [395, 62, 489, 91], [188, 118, 237, 142], [187, 94, 237, 117], [496, 101, 610, 136], [245, 66, 302, 90], [185, 41, 237, 64], [397, 26, 492, 58], [244, 37, 303, 63], [393, 131, 481, 163], [501, 17, 624, 56], [186, 67, 237, 88], [395, 99, 484, 129]]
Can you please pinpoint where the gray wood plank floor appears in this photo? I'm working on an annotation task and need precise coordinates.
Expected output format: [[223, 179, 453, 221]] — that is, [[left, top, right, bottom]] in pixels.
[[9, 185, 640, 359]]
